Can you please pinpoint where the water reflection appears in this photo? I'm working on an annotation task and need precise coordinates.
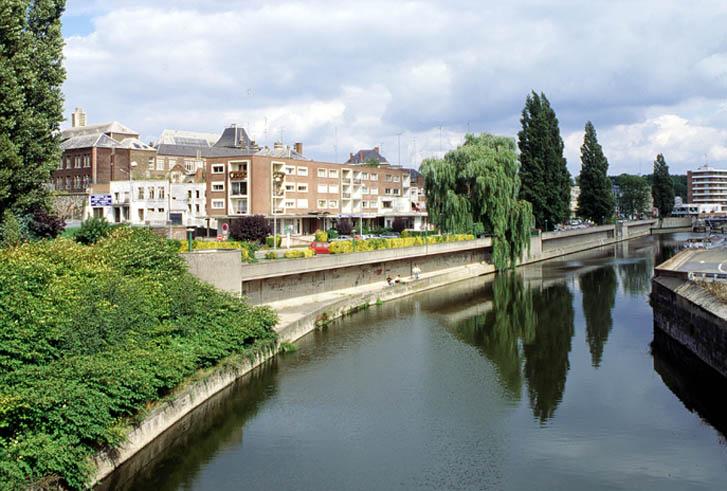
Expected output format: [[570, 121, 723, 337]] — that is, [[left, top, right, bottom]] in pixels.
[[579, 266, 618, 367], [450, 272, 575, 423]]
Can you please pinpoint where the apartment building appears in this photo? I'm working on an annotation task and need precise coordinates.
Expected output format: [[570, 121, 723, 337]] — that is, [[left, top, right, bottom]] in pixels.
[[687, 165, 727, 206]]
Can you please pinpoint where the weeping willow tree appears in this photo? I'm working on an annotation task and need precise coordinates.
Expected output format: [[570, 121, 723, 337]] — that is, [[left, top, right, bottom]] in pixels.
[[421, 134, 534, 269]]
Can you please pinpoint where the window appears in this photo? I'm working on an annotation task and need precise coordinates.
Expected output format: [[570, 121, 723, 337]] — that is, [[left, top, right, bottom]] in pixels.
[[317, 168, 327, 178], [74, 157, 81, 168], [370, 173, 378, 181], [361, 186, 369, 194], [297, 199, 308, 208], [57, 159, 63, 170], [211, 199, 225, 209], [362, 172, 369, 180], [371, 187, 378, 195], [187, 190, 192, 199], [317, 183, 328, 193], [156, 158, 165, 171], [297, 166, 308, 176], [285, 183, 295, 192], [370, 201, 378, 209], [148, 187, 155, 199], [168, 159, 176, 168], [318, 200, 327, 208], [138, 209, 144, 221], [212, 164, 225, 174], [195, 204, 200, 213], [231, 181, 247, 195], [385, 188, 392, 195], [385, 174, 393, 182], [393, 175, 400, 182], [297, 184, 308, 192], [329, 184, 339, 193], [393, 188, 400, 195], [65, 157, 71, 169], [284, 199, 295, 208], [328, 200, 338, 208], [137, 187, 145, 199], [284, 166, 295, 175], [212, 183, 225, 192], [382, 201, 392, 208], [158, 208, 165, 213], [362, 200, 368, 208], [148, 157, 155, 170], [158, 187, 165, 199], [83, 156, 90, 168], [185, 160, 195, 173], [328, 169, 338, 178], [196, 190, 200, 199]]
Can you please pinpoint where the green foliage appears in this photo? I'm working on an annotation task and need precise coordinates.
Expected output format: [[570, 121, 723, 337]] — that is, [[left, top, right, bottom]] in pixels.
[[421, 133, 533, 269], [652, 153, 675, 217], [0, 227, 277, 488], [182, 240, 257, 262], [314, 229, 328, 242], [0, 210, 22, 248], [328, 234, 474, 254], [326, 228, 339, 240], [265, 235, 282, 248], [517, 91, 571, 230], [283, 248, 315, 258], [0, 0, 66, 220], [577, 121, 614, 224], [672, 174, 687, 201], [616, 174, 650, 217], [265, 251, 277, 260], [75, 216, 113, 245], [229, 215, 270, 243]]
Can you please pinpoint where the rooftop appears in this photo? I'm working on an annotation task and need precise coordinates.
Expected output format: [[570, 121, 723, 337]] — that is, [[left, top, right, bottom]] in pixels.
[[61, 121, 138, 140], [346, 146, 388, 164]]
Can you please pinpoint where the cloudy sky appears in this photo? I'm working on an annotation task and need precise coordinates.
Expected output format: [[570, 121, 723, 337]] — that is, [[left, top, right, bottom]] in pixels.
[[62, 0, 727, 174]]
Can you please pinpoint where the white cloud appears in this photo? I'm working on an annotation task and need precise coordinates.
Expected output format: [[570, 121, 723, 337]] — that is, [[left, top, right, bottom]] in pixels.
[[62, 0, 727, 170]]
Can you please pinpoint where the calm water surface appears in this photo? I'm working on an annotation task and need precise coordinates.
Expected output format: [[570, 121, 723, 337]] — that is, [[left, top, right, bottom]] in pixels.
[[100, 234, 727, 490]]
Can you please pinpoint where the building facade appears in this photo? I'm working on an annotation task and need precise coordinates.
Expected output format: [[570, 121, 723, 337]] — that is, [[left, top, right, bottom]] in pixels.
[[687, 165, 727, 206]]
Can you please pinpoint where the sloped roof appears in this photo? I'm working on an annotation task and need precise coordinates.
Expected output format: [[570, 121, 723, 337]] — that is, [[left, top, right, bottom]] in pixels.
[[117, 137, 154, 150], [60, 133, 119, 150], [214, 126, 251, 148], [61, 121, 138, 140], [346, 147, 388, 164], [156, 129, 219, 147], [255, 145, 307, 160], [155, 143, 255, 158]]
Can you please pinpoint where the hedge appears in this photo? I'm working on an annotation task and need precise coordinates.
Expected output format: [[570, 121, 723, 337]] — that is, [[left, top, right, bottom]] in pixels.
[[0, 228, 277, 489], [284, 248, 316, 259], [179, 240, 257, 262], [328, 234, 474, 254]]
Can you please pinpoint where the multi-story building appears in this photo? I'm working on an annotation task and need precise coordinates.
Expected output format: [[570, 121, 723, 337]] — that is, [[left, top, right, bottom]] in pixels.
[[687, 165, 727, 206]]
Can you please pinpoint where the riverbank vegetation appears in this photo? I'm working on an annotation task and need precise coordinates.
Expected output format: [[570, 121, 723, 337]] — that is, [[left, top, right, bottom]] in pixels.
[[421, 134, 533, 269], [0, 228, 277, 489], [328, 234, 475, 254]]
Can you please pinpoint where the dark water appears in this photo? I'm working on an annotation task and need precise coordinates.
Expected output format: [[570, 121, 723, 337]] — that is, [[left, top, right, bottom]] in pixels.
[[100, 234, 727, 491]]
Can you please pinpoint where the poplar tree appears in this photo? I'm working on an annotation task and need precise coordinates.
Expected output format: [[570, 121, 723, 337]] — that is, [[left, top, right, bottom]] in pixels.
[[518, 91, 570, 231], [652, 153, 674, 217], [421, 133, 534, 269], [576, 121, 614, 224], [0, 0, 66, 220]]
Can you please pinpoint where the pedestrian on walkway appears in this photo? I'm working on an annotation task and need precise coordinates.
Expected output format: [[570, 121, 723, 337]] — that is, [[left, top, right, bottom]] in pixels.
[[412, 265, 421, 280]]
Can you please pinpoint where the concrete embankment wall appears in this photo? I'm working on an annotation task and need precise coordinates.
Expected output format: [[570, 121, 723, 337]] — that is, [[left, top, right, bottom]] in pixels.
[[652, 276, 727, 378]]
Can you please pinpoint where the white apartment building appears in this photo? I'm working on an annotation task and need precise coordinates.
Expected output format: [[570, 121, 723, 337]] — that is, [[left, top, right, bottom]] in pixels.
[[86, 180, 206, 227], [687, 165, 727, 206]]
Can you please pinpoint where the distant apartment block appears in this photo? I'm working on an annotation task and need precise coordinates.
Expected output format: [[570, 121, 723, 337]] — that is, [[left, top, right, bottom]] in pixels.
[[687, 165, 727, 206]]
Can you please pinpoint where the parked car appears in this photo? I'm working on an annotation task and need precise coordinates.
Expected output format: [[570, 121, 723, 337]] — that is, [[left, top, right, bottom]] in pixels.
[[309, 241, 330, 254]]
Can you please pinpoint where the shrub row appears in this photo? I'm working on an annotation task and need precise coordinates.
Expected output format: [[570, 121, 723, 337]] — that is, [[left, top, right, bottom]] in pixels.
[[0, 228, 277, 489], [283, 248, 316, 259], [179, 239, 257, 262], [328, 234, 475, 254]]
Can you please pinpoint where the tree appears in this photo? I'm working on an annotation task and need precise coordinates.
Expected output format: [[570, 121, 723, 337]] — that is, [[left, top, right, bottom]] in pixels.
[[576, 122, 614, 224], [652, 154, 675, 217], [229, 215, 270, 243], [616, 174, 650, 217], [518, 91, 570, 230], [421, 133, 534, 269], [0, 0, 66, 222]]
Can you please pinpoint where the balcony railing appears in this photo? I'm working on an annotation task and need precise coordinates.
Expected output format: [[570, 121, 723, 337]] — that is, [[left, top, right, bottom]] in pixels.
[[229, 171, 247, 180], [342, 192, 352, 198]]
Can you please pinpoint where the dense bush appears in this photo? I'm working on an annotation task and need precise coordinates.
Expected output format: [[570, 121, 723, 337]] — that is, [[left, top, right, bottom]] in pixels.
[[0, 210, 22, 247], [26, 207, 65, 239], [229, 215, 270, 243], [0, 228, 277, 489], [181, 240, 257, 262], [284, 248, 315, 259], [391, 217, 407, 234], [329, 234, 475, 254], [326, 228, 339, 240], [314, 229, 328, 242], [75, 216, 113, 245], [265, 235, 282, 248], [265, 251, 278, 260], [335, 220, 353, 235]]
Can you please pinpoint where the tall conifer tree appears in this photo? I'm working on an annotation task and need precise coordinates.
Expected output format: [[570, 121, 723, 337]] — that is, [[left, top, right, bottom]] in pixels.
[[652, 153, 674, 217], [0, 0, 66, 219], [576, 121, 614, 224], [518, 91, 570, 230]]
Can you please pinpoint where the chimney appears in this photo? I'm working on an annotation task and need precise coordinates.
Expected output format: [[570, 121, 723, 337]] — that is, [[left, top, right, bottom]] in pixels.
[[273, 141, 284, 150], [374, 146, 380, 154], [71, 107, 87, 128], [294, 142, 303, 154]]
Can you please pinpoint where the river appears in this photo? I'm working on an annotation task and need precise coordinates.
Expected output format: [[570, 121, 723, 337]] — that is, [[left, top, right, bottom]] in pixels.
[[99, 233, 727, 490]]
